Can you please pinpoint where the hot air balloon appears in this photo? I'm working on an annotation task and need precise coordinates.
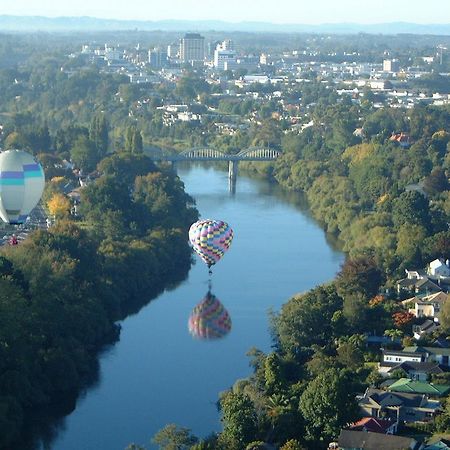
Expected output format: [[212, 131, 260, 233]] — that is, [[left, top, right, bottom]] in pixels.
[[0, 149, 45, 224], [188, 292, 232, 340], [188, 219, 233, 270]]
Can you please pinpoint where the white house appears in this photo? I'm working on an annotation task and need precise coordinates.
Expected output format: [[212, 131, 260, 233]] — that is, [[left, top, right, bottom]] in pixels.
[[428, 259, 450, 279], [402, 292, 449, 321]]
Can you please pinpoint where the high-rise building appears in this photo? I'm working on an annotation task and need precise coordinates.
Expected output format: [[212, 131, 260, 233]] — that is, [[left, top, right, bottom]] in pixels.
[[383, 59, 400, 72], [221, 39, 235, 51], [214, 40, 236, 71], [180, 33, 205, 64], [148, 48, 168, 69], [167, 42, 179, 59]]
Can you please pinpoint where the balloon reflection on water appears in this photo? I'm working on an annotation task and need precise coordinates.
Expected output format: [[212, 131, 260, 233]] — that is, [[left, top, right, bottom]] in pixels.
[[188, 291, 232, 340]]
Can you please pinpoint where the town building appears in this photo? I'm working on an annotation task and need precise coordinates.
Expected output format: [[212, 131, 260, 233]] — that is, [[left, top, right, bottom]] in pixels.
[[180, 33, 205, 64], [383, 59, 400, 72], [148, 48, 168, 69], [358, 387, 441, 422], [214, 40, 237, 71], [338, 429, 420, 450]]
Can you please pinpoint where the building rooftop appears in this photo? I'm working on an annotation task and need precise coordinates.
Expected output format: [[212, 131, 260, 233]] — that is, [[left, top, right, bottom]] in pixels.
[[388, 378, 450, 396], [338, 429, 418, 450]]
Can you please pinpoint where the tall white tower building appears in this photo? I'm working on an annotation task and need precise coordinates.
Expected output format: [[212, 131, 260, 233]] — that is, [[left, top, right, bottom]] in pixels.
[[214, 40, 237, 71]]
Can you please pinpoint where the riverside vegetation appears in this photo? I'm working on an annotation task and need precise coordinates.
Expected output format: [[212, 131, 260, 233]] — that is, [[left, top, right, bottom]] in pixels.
[[0, 31, 449, 449], [0, 151, 198, 449]]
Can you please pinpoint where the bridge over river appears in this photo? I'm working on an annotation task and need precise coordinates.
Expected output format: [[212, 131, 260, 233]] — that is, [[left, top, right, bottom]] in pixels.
[[146, 146, 282, 192]]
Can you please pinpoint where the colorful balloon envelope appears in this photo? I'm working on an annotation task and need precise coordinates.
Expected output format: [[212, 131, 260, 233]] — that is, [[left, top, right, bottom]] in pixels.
[[189, 219, 233, 269], [0, 149, 45, 224], [188, 292, 232, 340]]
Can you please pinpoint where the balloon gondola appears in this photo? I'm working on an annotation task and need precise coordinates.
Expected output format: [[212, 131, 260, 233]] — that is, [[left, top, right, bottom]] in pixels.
[[188, 292, 232, 340], [0, 149, 45, 224], [188, 219, 233, 273]]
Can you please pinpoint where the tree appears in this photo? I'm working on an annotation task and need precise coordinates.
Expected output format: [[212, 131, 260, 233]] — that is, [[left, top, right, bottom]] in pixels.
[[337, 340, 364, 370], [384, 329, 404, 342], [274, 285, 343, 357], [439, 300, 450, 333], [70, 136, 99, 173], [264, 353, 285, 394], [423, 168, 450, 195], [336, 257, 383, 300], [280, 439, 306, 450], [89, 114, 109, 157], [343, 293, 368, 331], [125, 126, 143, 153], [299, 369, 358, 444], [245, 442, 266, 450], [47, 193, 71, 219], [396, 224, 427, 263], [392, 311, 415, 330], [219, 391, 258, 450], [152, 424, 198, 450], [392, 190, 431, 231]]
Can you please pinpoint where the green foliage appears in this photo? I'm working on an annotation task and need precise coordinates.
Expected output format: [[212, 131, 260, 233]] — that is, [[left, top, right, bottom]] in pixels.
[[336, 256, 383, 300], [392, 190, 432, 230], [219, 392, 258, 450], [89, 114, 109, 157], [423, 168, 450, 195], [125, 126, 143, 153], [152, 424, 198, 450], [279, 439, 306, 450], [0, 150, 197, 448], [245, 441, 267, 450], [70, 135, 100, 173], [273, 284, 343, 357], [299, 369, 359, 444]]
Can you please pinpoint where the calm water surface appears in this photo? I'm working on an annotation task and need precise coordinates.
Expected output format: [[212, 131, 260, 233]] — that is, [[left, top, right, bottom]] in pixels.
[[51, 165, 344, 450]]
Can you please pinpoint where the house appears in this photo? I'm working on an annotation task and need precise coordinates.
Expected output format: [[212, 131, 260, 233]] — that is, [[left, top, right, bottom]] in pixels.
[[389, 132, 412, 148], [338, 429, 421, 450], [402, 292, 449, 321], [380, 349, 424, 371], [380, 347, 450, 378], [397, 276, 442, 296], [358, 387, 441, 422], [349, 417, 398, 434], [383, 361, 445, 381], [424, 439, 450, 449], [412, 320, 440, 340], [428, 259, 450, 281], [387, 378, 450, 397], [403, 346, 450, 367]]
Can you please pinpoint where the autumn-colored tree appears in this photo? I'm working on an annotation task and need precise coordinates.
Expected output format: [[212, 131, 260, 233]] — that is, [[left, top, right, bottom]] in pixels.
[[392, 311, 415, 329], [47, 193, 71, 219], [369, 294, 385, 307]]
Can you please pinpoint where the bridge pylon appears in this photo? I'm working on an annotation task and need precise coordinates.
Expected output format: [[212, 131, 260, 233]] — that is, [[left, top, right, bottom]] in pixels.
[[228, 161, 238, 194]]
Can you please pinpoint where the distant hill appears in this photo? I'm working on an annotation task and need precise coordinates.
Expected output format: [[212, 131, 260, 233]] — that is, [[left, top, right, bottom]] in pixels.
[[0, 15, 449, 35]]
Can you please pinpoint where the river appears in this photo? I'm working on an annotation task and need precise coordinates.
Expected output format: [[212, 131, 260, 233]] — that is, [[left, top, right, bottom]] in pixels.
[[49, 164, 344, 450]]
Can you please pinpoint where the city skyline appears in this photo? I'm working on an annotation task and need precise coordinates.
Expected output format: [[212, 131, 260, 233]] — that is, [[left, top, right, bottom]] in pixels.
[[2, 0, 449, 25]]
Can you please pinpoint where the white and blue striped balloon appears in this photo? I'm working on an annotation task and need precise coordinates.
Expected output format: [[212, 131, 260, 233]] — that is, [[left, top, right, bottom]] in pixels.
[[0, 149, 45, 224]]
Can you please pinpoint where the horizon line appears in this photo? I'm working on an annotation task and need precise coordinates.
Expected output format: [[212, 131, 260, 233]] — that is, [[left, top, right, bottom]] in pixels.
[[1, 14, 449, 27]]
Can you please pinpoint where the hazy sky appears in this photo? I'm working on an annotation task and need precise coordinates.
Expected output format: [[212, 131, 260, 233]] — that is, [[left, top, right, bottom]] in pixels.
[[1, 0, 449, 24]]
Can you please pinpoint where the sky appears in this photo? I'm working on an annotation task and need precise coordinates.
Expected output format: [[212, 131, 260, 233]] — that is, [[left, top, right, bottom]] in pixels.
[[0, 0, 449, 24]]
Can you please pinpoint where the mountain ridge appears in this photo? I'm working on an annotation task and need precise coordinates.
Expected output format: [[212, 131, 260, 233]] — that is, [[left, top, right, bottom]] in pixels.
[[0, 15, 449, 35]]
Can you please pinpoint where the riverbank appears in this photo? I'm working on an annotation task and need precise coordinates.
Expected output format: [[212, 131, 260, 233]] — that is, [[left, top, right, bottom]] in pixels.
[[49, 164, 344, 450], [0, 153, 198, 450]]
